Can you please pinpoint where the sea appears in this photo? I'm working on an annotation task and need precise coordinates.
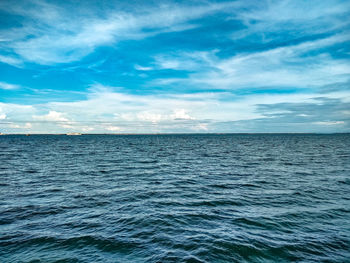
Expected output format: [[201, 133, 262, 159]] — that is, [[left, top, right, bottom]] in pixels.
[[0, 134, 349, 262]]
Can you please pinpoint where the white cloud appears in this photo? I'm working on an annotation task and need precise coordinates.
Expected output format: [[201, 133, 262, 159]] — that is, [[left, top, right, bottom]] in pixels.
[[313, 121, 345, 126], [9, 122, 32, 129], [0, 108, 6, 120], [32, 111, 77, 130], [1, 1, 238, 65], [231, 0, 350, 42], [155, 57, 182, 70], [1, 85, 349, 133], [105, 126, 121, 132], [0, 55, 22, 67], [134, 64, 153, 71], [0, 82, 21, 90], [153, 50, 217, 70], [150, 34, 350, 90], [33, 111, 69, 122], [81, 127, 94, 132], [171, 109, 194, 120], [137, 112, 163, 123], [0, 103, 36, 124]]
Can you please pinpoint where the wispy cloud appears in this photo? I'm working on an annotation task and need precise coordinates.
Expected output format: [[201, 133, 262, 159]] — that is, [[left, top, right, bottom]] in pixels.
[[0, 0, 238, 65], [0, 81, 21, 90], [150, 34, 350, 90], [313, 121, 345, 126], [134, 64, 153, 71], [231, 0, 350, 42], [0, 55, 23, 67]]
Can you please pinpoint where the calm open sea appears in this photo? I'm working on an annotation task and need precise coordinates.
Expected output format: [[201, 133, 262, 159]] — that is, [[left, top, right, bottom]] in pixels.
[[0, 134, 349, 262]]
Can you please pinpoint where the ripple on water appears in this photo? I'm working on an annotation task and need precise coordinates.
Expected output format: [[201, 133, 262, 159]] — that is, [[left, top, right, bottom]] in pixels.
[[0, 134, 350, 262]]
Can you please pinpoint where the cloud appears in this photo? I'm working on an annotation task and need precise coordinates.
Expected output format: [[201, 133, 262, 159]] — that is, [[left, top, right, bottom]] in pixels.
[[0, 104, 36, 128], [134, 64, 153, 71], [250, 97, 350, 132], [1, 1, 349, 133], [81, 127, 94, 132], [117, 109, 195, 123], [0, 82, 21, 90], [0, 107, 6, 120], [313, 121, 345, 126], [153, 50, 218, 70], [149, 34, 350, 90], [192, 123, 208, 131], [32, 110, 78, 130], [0, 0, 238, 65], [0, 55, 23, 67], [171, 109, 195, 120], [1, 85, 349, 133], [318, 80, 350, 93], [105, 126, 121, 132], [33, 111, 69, 122], [231, 0, 350, 42], [137, 112, 163, 123], [9, 122, 32, 129]]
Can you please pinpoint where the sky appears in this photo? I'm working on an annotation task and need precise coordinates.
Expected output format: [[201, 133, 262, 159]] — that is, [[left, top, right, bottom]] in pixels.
[[0, 0, 349, 133]]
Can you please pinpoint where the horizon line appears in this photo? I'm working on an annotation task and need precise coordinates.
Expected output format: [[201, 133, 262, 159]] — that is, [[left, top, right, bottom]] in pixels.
[[1, 132, 349, 135]]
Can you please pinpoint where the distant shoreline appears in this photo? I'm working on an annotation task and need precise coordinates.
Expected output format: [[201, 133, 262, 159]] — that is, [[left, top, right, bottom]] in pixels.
[[1, 132, 349, 135]]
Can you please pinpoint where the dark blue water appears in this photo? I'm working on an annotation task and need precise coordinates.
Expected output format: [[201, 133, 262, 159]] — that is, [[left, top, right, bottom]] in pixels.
[[0, 134, 349, 262]]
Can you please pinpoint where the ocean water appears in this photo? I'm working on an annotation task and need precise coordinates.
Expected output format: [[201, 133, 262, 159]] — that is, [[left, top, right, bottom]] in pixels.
[[0, 134, 349, 263]]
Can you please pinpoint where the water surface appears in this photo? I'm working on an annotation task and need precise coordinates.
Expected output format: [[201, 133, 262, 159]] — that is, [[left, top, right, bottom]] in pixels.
[[1, 134, 349, 262]]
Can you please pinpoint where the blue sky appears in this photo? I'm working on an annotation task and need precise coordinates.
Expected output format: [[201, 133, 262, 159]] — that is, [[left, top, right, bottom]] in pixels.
[[0, 0, 349, 133]]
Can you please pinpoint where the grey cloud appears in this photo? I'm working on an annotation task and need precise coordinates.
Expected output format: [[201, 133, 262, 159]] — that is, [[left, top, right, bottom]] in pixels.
[[318, 80, 350, 94], [209, 97, 350, 133], [257, 97, 349, 120]]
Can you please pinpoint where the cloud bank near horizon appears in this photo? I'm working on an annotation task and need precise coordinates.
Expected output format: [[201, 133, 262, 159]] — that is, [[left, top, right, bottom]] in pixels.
[[0, 0, 349, 133]]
